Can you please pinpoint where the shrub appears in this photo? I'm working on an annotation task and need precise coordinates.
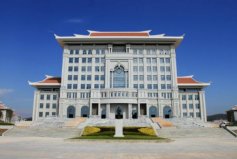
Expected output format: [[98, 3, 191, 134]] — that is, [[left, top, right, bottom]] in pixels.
[[83, 126, 101, 136], [138, 127, 156, 136]]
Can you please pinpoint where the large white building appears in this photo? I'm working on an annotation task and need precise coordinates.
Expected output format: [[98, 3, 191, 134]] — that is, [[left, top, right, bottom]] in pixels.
[[29, 30, 210, 121]]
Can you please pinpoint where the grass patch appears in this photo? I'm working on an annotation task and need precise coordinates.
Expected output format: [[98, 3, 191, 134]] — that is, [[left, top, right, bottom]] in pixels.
[[0, 121, 14, 125], [73, 126, 165, 140]]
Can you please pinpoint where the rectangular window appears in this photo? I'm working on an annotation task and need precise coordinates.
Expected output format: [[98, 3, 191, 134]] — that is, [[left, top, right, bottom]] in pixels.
[[67, 84, 72, 89], [100, 84, 105, 88], [87, 75, 91, 81], [133, 58, 137, 63], [133, 66, 138, 72], [146, 58, 151, 63], [147, 66, 152, 72], [153, 75, 158, 80], [101, 75, 105, 80], [94, 84, 99, 88], [139, 66, 144, 72], [101, 66, 105, 72], [46, 95, 50, 100], [69, 58, 73, 63], [39, 103, 43, 108], [153, 66, 157, 72], [73, 75, 78, 80], [101, 58, 105, 63], [182, 104, 187, 109], [73, 84, 77, 89], [86, 84, 91, 89], [167, 84, 171, 89], [152, 58, 157, 63], [40, 94, 44, 100], [161, 84, 166, 89], [45, 112, 49, 117], [195, 95, 199, 100], [96, 49, 100, 54], [95, 66, 100, 72], [95, 75, 99, 81], [183, 113, 187, 117], [160, 58, 164, 63], [81, 84, 85, 89], [68, 75, 72, 80], [81, 66, 86, 72], [195, 104, 200, 109], [81, 75, 86, 80], [140, 84, 144, 89], [189, 104, 193, 109], [147, 84, 152, 89], [166, 75, 171, 80], [153, 84, 158, 89], [147, 75, 152, 81], [161, 75, 165, 81], [68, 66, 73, 72], [165, 58, 170, 63], [53, 95, 57, 100], [196, 112, 201, 117], [166, 66, 171, 72], [88, 50, 92, 55], [134, 84, 138, 89], [52, 103, 57, 109], [139, 58, 143, 63], [39, 112, 43, 117], [74, 58, 79, 63], [52, 112, 56, 116], [74, 66, 78, 72], [88, 58, 92, 63], [160, 66, 165, 72], [95, 58, 100, 63], [46, 103, 50, 109], [133, 75, 138, 81], [190, 112, 194, 117], [87, 66, 92, 72], [139, 75, 144, 81], [75, 50, 79, 55], [82, 58, 86, 63], [70, 50, 74, 55], [182, 95, 186, 100], [188, 95, 193, 100]]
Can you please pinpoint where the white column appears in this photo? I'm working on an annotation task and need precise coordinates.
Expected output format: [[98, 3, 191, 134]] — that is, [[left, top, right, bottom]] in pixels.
[[98, 103, 101, 117], [89, 102, 92, 117], [106, 103, 110, 119], [128, 104, 132, 119], [138, 103, 141, 117]]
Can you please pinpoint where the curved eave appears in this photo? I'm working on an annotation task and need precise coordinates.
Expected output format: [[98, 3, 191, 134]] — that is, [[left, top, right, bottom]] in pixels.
[[55, 34, 183, 48], [178, 83, 210, 88], [29, 82, 61, 87]]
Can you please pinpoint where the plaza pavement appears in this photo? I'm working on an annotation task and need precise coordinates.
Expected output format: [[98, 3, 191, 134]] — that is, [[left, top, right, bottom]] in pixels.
[[0, 136, 237, 159]]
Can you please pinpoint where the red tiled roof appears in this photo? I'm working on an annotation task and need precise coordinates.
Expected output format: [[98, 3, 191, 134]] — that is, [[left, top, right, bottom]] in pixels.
[[40, 77, 61, 84], [177, 77, 199, 84], [90, 32, 149, 37]]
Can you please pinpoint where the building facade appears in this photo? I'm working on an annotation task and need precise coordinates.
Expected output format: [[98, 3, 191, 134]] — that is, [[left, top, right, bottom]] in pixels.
[[29, 30, 210, 121]]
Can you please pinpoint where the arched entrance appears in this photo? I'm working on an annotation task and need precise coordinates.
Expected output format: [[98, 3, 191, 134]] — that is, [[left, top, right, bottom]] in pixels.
[[163, 106, 172, 118], [81, 106, 89, 117], [67, 106, 76, 118], [115, 106, 123, 119], [149, 106, 158, 117]]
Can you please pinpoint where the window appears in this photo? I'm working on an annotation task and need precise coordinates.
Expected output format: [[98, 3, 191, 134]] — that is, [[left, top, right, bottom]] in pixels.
[[81, 66, 86, 72], [153, 66, 157, 72], [167, 84, 171, 89], [101, 58, 105, 63], [52, 112, 56, 116], [95, 66, 100, 72], [147, 84, 152, 89], [52, 103, 57, 109], [166, 75, 171, 80], [147, 58, 151, 63], [182, 104, 187, 109], [73, 84, 77, 89], [166, 66, 171, 72], [82, 58, 86, 63], [86, 84, 91, 89], [139, 66, 144, 72], [134, 84, 138, 88], [195, 104, 200, 109], [39, 112, 43, 117], [87, 75, 91, 81], [73, 75, 78, 80], [81, 75, 86, 80], [160, 66, 165, 72], [69, 58, 73, 63], [190, 112, 194, 117], [88, 58, 92, 63], [133, 75, 138, 81], [95, 75, 99, 81], [39, 103, 43, 108], [46, 103, 50, 109], [40, 94, 44, 100], [67, 84, 72, 89], [83, 50, 87, 54], [153, 84, 158, 89], [160, 58, 164, 63], [68, 75, 72, 80], [74, 58, 79, 63], [75, 50, 79, 54], [165, 58, 170, 63], [161, 75, 165, 81], [183, 113, 187, 117], [189, 104, 193, 109], [100, 84, 105, 88], [138, 49, 143, 54], [95, 58, 100, 63], [88, 49, 92, 54], [195, 95, 199, 100], [147, 75, 152, 81], [45, 112, 49, 117], [70, 50, 74, 55], [139, 75, 144, 81], [182, 95, 186, 100], [139, 58, 143, 63], [196, 112, 201, 117], [133, 58, 137, 63], [96, 49, 100, 54], [152, 58, 157, 64], [140, 84, 144, 89], [101, 75, 105, 80], [147, 66, 152, 72], [81, 84, 85, 89], [94, 84, 99, 88], [101, 66, 105, 72], [68, 66, 73, 72], [161, 84, 166, 89], [113, 66, 126, 88], [74, 66, 78, 72], [188, 95, 193, 100], [153, 75, 158, 80], [133, 66, 138, 72], [53, 95, 57, 100], [46, 95, 50, 100]]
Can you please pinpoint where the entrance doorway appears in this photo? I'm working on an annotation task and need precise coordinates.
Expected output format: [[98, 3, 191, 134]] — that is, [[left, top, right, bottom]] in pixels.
[[81, 106, 89, 117], [163, 106, 172, 118], [115, 106, 123, 119], [140, 103, 147, 116], [149, 106, 158, 117], [67, 106, 76, 118]]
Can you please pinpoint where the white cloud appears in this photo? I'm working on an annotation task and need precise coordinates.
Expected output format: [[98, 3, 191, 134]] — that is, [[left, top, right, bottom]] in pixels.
[[0, 88, 14, 97], [65, 18, 84, 23]]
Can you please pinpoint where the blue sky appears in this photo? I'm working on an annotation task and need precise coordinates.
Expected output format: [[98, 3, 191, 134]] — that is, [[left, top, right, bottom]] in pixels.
[[0, 0, 237, 117]]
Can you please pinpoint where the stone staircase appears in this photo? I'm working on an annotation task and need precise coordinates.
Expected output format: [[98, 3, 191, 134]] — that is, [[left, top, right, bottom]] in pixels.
[[64, 117, 86, 128], [15, 121, 33, 127]]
